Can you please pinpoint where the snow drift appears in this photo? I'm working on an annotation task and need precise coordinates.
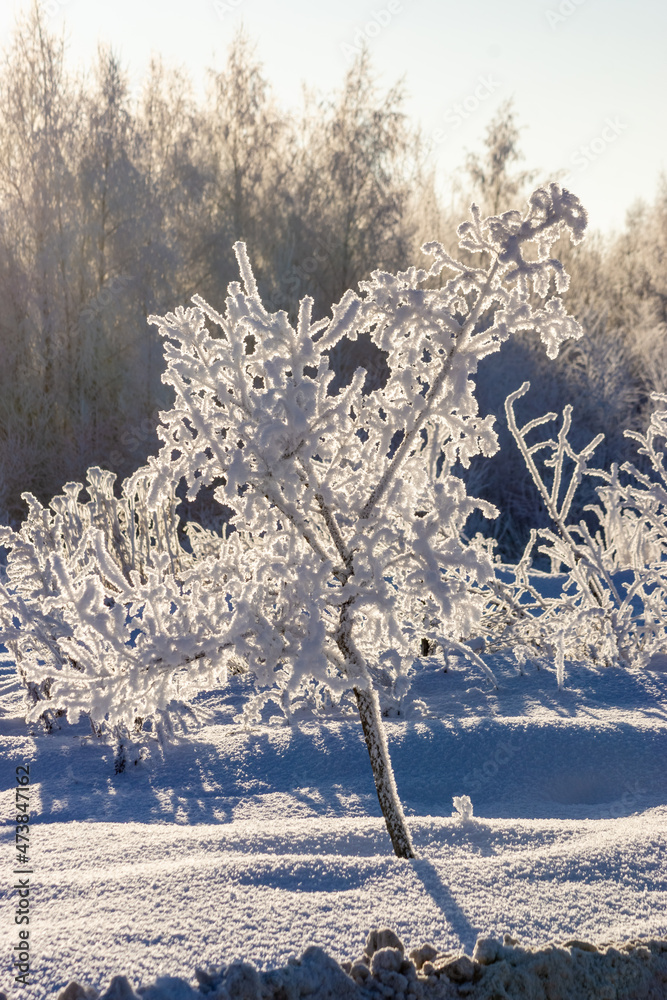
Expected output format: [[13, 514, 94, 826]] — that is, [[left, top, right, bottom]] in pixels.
[[52, 928, 667, 1000]]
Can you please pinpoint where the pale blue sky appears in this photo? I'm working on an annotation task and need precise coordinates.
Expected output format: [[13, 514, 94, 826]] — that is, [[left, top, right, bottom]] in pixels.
[[2, 0, 665, 234]]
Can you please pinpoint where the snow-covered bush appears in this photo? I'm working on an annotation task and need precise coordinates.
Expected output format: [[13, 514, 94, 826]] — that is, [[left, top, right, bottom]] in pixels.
[[487, 386, 667, 679], [0, 466, 239, 766], [0, 183, 587, 854], [452, 794, 475, 822]]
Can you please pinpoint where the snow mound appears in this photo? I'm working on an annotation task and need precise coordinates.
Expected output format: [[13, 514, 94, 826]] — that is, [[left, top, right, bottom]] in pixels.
[[52, 929, 667, 999]]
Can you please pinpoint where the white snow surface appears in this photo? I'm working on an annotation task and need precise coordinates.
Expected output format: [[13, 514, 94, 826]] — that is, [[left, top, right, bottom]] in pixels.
[[1, 648, 666, 998]]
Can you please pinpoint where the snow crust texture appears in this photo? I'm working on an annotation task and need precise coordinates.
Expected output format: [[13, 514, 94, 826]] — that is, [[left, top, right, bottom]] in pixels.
[[52, 929, 667, 1000]]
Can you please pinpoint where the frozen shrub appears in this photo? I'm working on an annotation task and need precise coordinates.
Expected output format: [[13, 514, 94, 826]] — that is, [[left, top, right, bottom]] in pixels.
[[144, 183, 587, 854], [0, 466, 239, 757], [452, 794, 474, 822], [492, 387, 667, 678]]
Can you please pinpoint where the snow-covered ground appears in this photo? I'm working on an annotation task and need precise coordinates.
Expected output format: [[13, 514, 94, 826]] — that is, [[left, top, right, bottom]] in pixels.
[[1, 648, 666, 998]]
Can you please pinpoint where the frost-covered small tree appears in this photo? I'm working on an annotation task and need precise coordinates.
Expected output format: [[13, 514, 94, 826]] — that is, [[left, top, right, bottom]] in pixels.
[[143, 183, 587, 857], [487, 387, 667, 685]]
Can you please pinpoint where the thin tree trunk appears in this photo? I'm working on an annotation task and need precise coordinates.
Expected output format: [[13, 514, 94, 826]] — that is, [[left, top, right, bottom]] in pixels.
[[353, 684, 415, 859]]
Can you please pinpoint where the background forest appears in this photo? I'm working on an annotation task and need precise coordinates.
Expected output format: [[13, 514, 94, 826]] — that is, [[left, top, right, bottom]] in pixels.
[[1, 5, 666, 560]]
